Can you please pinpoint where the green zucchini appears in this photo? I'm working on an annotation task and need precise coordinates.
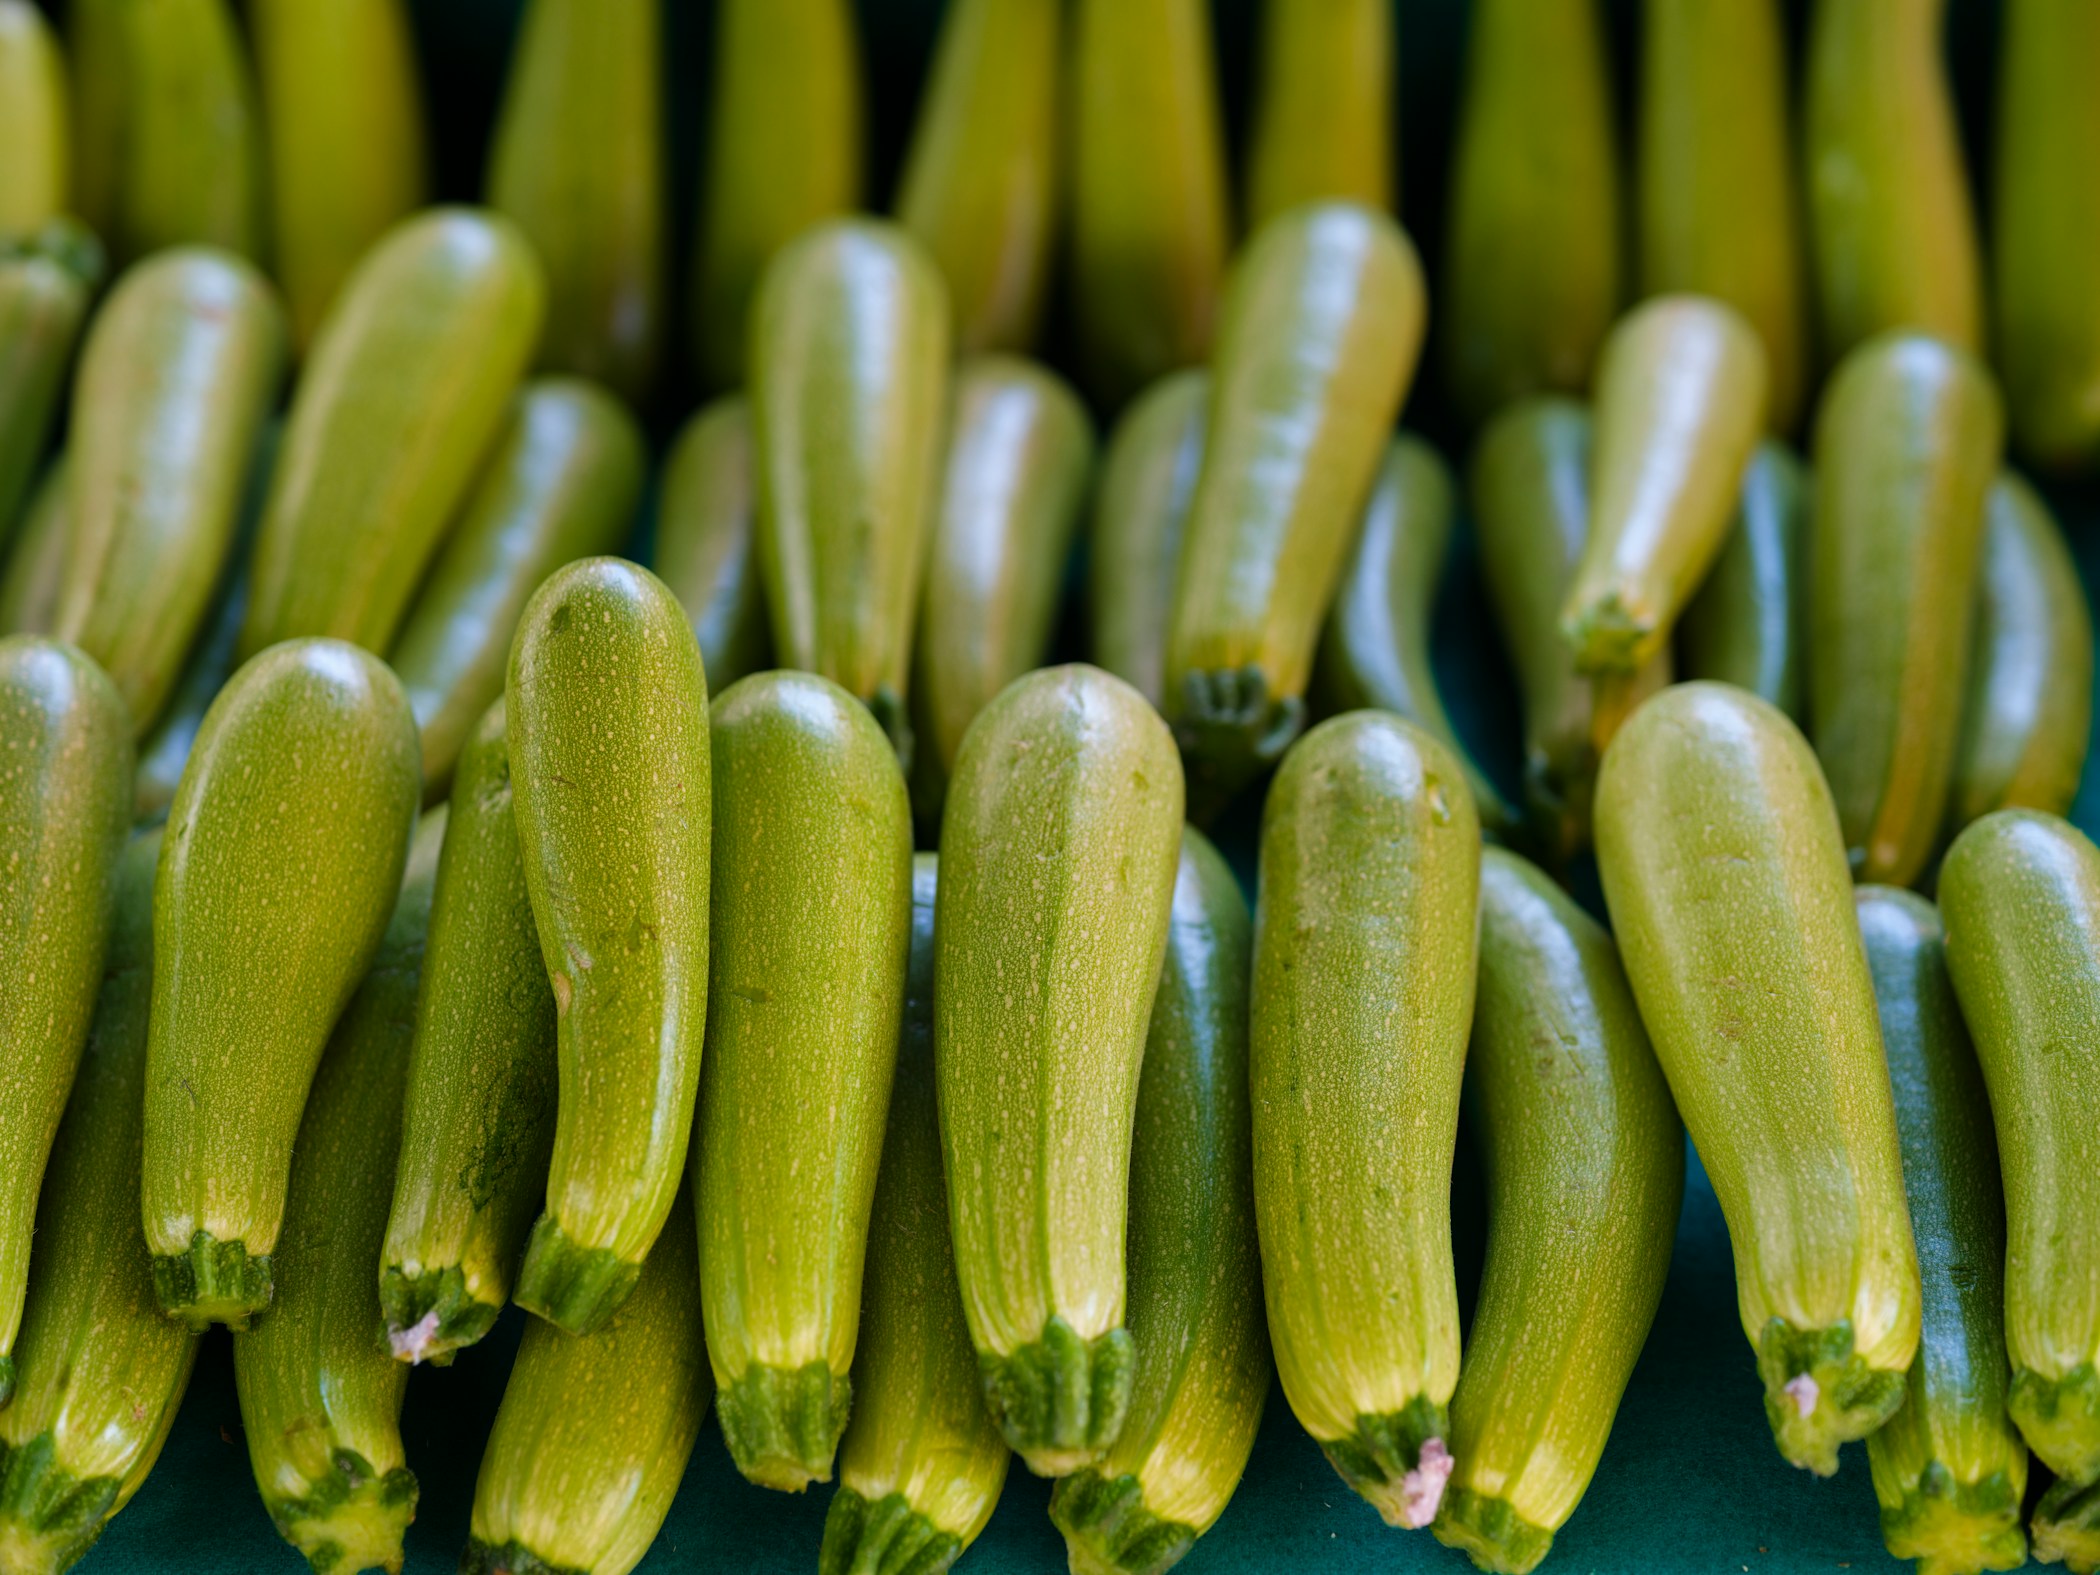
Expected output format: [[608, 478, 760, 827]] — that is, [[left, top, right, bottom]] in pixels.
[[63, 0, 120, 241], [55, 247, 286, 735], [654, 395, 769, 693], [506, 558, 711, 1336], [1164, 201, 1425, 808], [935, 664, 1184, 1477], [696, 670, 913, 1491], [821, 852, 1011, 1575], [240, 207, 546, 660], [1678, 440, 1810, 719], [1594, 681, 1920, 1473], [1809, 331, 2003, 887], [388, 377, 644, 800], [1431, 848, 1683, 1575], [0, 222, 101, 543], [0, 457, 67, 636], [1049, 828, 1268, 1575], [232, 808, 442, 1575], [379, 700, 556, 1366], [1069, 0, 1230, 409], [894, 0, 1059, 354], [1440, 0, 1621, 429], [0, 0, 66, 237], [690, 0, 862, 392], [1855, 885, 2028, 1575], [142, 638, 420, 1330], [0, 637, 132, 1409], [748, 218, 950, 760], [2035, 1480, 2100, 1575], [1243, 0, 1394, 227]]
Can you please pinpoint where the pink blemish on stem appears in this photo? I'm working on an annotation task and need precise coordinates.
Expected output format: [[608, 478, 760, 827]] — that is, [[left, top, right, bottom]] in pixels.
[[389, 1309, 442, 1364], [1784, 1374, 1819, 1419], [1399, 1437, 1455, 1528]]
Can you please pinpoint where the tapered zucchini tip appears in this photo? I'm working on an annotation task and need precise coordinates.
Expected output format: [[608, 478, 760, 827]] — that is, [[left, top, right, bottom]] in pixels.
[[2034, 1473, 2100, 1575], [1318, 1395, 1453, 1529], [0, 1431, 127, 1574], [512, 1215, 640, 1338], [378, 1266, 499, 1367], [1877, 1459, 2026, 1575], [819, 1486, 965, 1575], [1170, 668, 1302, 818], [264, 1446, 417, 1575], [716, 1361, 852, 1493], [151, 1231, 271, 1332], [1758, 1318, 1907, 1476], [978, 1317, 1134, 1478], [1048, 1469, 1197, 1575], [1431, 1486, 1555, 1575], [2012, 1365, 2100, 1486]]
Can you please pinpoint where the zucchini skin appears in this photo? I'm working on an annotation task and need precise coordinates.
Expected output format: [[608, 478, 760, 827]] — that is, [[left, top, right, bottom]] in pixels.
[[506, 558, 711, 1336], [379, 700, 556, 1366], [1251, 711, 1480, 1528], [0, 224, 101, 543], [1164, 202, 1426, 808], [1808, 332, 2002, 887], [1938, 811, 2100, 1486], [62, 0, 119, 240], [934, 664, 1184, 1478], [0, 637, 132, 1410], [822, 854, 1011, 1575], [232, 811, 443, 1575], [388, 377, 643, 801], [1050, 828, 1268, 1574], [894, 0, 1059, 354], [1432, 848, 1682, 1575], [1594, 682, 1920, 1474], [0, 0, 65, 236], [0, 457, 68, 637], [56, 247, 286, 735], [240, 208, 546, 660], [1856, 886, 2028, 1575], [1243, 0, 1393, 228], [142, 639, 420, 1329], [654, 395, 769, 693], [1678, 441, 1810, 720]]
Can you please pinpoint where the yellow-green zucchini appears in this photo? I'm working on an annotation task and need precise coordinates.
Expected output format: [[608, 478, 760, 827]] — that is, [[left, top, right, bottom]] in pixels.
[[1678, 441, 1810, 719], [654, 395, 769, 693], [0, 0, 66, 237], [1243, 0, 1394, 227], [0, 222, 101, 542], [0, 458, 67, 636]]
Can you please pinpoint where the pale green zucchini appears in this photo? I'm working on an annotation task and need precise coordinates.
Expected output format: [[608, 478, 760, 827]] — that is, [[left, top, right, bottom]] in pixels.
[[0, 0, 66, 237], [1678, 441, 1810, 719], [0, 222, 101, 542], [654, 395, 770, 692]]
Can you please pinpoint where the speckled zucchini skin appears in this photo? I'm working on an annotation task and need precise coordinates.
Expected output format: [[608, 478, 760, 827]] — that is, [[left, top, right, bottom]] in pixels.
[[1679, 441, 1810, 720], [1088, 370, 1207, 711], [0, 224, 101, 542], [654, 396, 769, 694], [1243, 0, 1393, 227]]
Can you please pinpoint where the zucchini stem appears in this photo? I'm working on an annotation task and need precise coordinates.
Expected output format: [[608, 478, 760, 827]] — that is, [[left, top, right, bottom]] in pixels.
[[2034, 1472, 2100, 1574], [1318, 1397, 1452, 1529], [818, 1487, 963, 1575], [1757, 1318, 1907, 1476], [512, 1216, 639, 1338], [977, 1317, 1134, 1478], [715, 1361, 851, 1492], [150, 1231, 271, 1332]]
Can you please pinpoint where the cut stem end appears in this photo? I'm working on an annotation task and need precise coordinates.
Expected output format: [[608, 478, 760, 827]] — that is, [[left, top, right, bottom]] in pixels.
[[978, 1318, 1134, 1477], [511, 1215, 640, 1337], [1048, 1468, 1198, 1575], [151, 1231, 272, 1331], [819, 1485, 964, 1575], [716, 1361, 850, 1492]]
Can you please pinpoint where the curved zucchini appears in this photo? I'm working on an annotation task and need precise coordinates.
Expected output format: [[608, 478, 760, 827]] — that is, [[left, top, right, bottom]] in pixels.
[[506, 558, 711, 1336], [142, 639, 420, 1330], [388, 377, 644, 800], [1252, 710, 1480, 1528], [1594, 682, 1920, 1473], [56, 248, 286, 734], [1049, 828, 1268, 1575], [749, 218, 950, 760], [1243, 0, 1393, 228], [1809, 332, 2002, 887], [1855, 886, 2028, 1575], [690, 0, 862, 391], [1431, 848, 1682, 1575], [894, 0, 1059, 354], [0, 457, 68, 636], [240, 207, 546, 660], [935, 664, 1184, 1477], [1164, 201, 1426, 808], [1088, 369, 1207, 710], [654, 395, 769, 692], [232, 810, 442, 1575], [0, 223, 101, 542], [1440, 0, 1620, 429], [1678, 440, 1810, 719], [1069, 0, 1229, 409], [0, 0, 66, 236], [379, 700, 556, 1366]]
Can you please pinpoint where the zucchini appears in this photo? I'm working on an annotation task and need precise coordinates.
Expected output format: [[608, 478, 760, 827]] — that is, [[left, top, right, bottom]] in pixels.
[[1164, 201, 1426, 809], [1243, 0, 1394, 227], [1855, 885, 2028, 1575], [2035, 1481, 2100, 1575], [62, 0, 119, 240], [894, 0, 1059, 354], [142, 638, 421, 1330], [1678, 440, 1810, 719], [232, 809, 443, 1575], [55, 247, 286, 734], [654, 395, 769, 693], [1088, 369, 1206, 711], [935, 664, 1184, 1477], [0, 0, 66, 237], [0, 637, 132, 1410], [240, 207, 546, 660], [1252, 710, 1479, 1527], [506, 558, 711, 1336], [379, 700, 556, 1366], [821, 853, 1011, 1575], [0, 222, 101, 543], [388, 377, 644, 800], [1431, 848, 1683, 1575], [1808, 331, 2002, 887], [1594, 681, 1920, 1473], [1048, 828, 1268, 1575], [0, 458, 68, 637], [748, 218, 950, 761]]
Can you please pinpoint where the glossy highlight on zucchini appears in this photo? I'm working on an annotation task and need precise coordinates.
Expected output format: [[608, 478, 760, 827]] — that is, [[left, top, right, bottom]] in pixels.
[[655, 395, 769, 694], [1243, 0, 1394, 227], [1088, 369, 1207, 710], [1678, 441, 1809, 719]]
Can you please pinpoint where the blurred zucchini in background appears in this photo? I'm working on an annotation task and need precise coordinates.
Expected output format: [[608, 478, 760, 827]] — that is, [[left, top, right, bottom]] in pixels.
[[0, 0, 66, 236], [250, 0, 427, 350], [691, 0, 862, 392], [0, 222, 102, 543], [380, 701, 556, 1367], [1069, 0, 1229, 410], [1441, 0, 1620, 430], [1049, 828, 1268, 1575], [241, 207, 546, 659], [749, 218, 950, 761], [0, 458, 68, 635], [233, 812, 441, 1575], [894, 0, 1059, 355], [1243, 0, 1394, 227], [1809, 332, 2002, 887], [1089, 369, 1206, 710], [63, 0, 120, 239], [55, 248, 285, 735], [507, 559, 710, 1336], [487, 0, 663, 403], [655, 395, 769, 692], [1855, 886, 2028, 1575], [1595, 682, 1920, 1474], [936, 665, 1184, 1477], [142, 639, 420, 1330], [1678, 441, 1809, 719], [1432, 848, 1682, 1575], [388, 377, 644, 800]]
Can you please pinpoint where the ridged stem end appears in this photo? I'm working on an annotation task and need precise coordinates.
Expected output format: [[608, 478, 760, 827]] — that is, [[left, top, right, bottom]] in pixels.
[[1757, 1319, 1907, 1476], [716, 1361, 851, 1492], [459, 1538, 585, 1575], [979, 1318, 1134, 1478], [511, 1216, 639, 1338], [1879, 1460, 2027, 1575], [1431, 1487, 1555, 1575], [2034, 1473, 2100, 1575], [151, 1231, 272, 1331], [2012, 1364, 2100, 1483], [819, 1486, 964, 1575], [1319, 1396, 1453, 1529], [377, 1266, 501, 1366], [1047, 1469, 1198, 1575], [0, 1432, 124, 1575], [263, 1449, 417, 1575], [1562, 594, 1653, 677], [1172, 668, 1305, 821]]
